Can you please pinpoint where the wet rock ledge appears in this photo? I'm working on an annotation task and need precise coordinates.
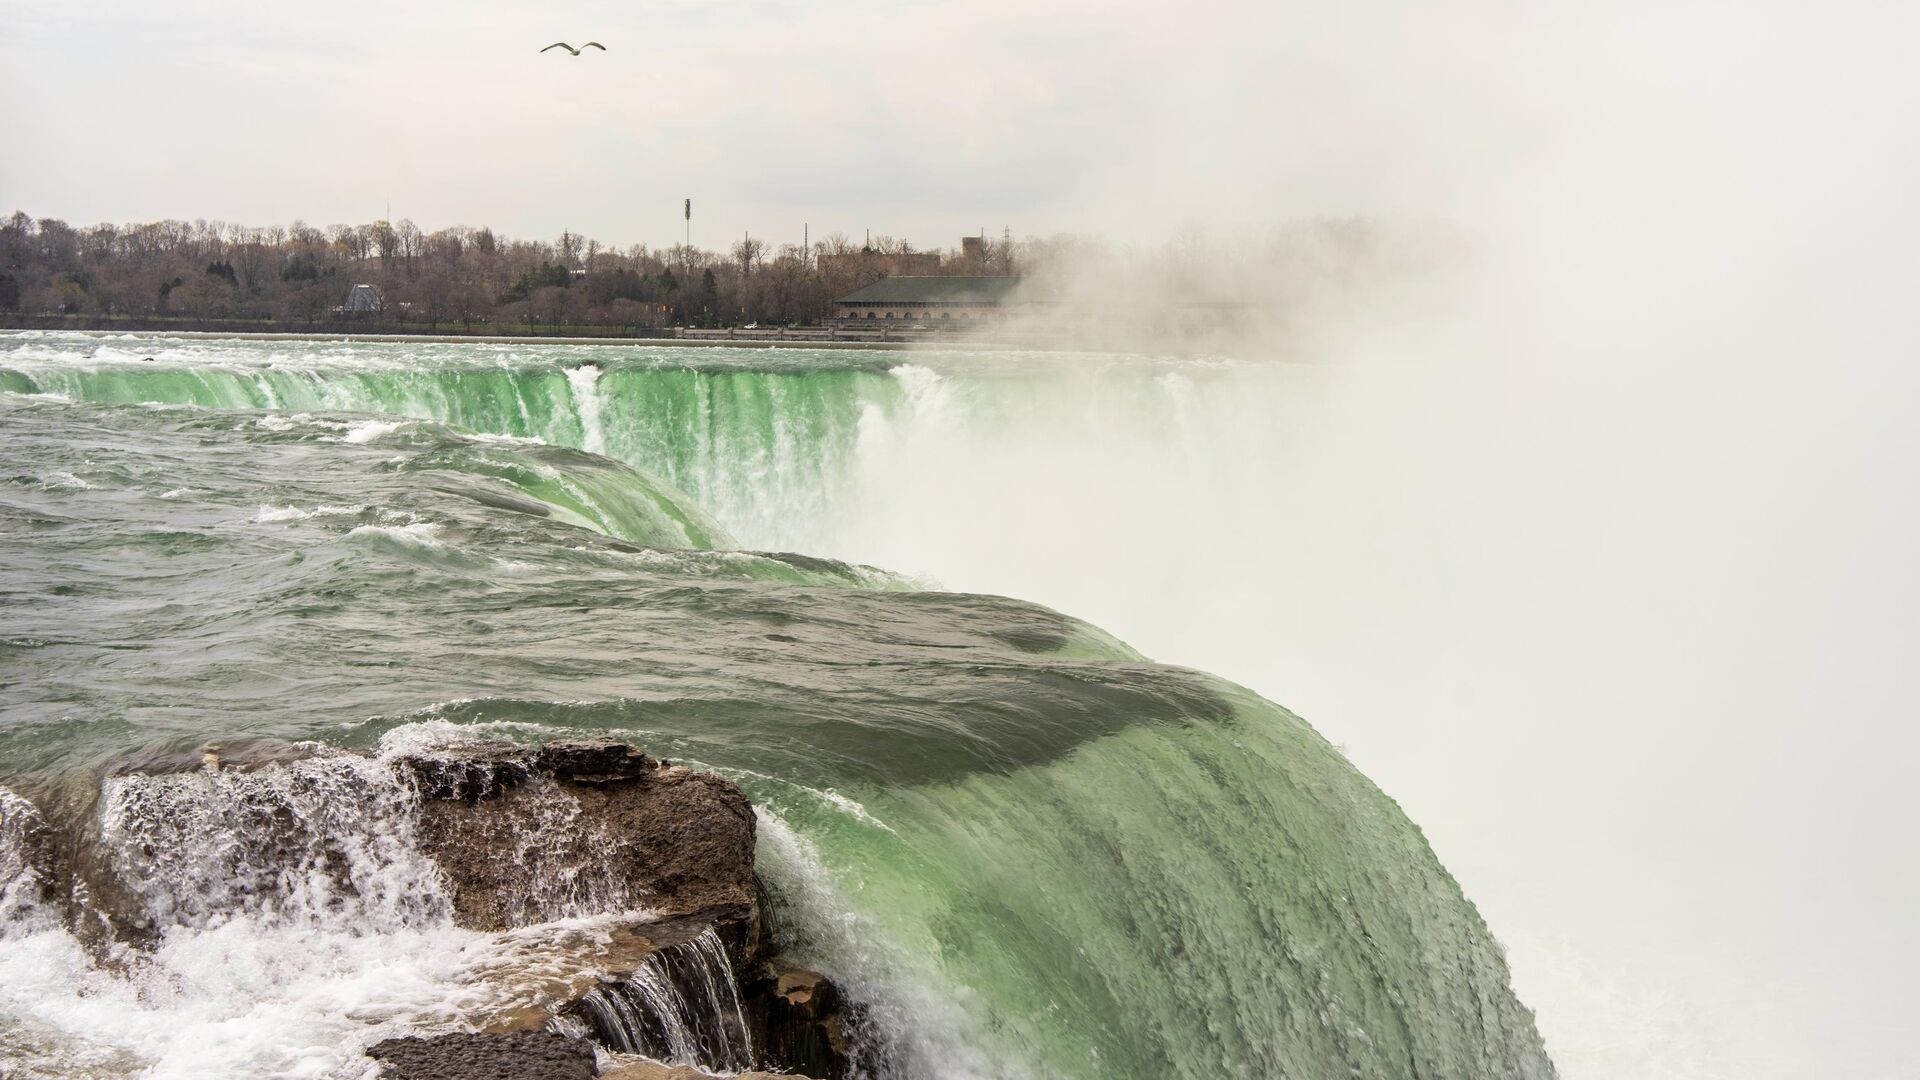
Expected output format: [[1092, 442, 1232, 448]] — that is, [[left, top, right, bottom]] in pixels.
[[377, 736, 852, 1079], [366, 1029, 813, 1080], [393, 736, 760, 930], [4, 736, 854, 1080], [367, 1031, 598, 1080]]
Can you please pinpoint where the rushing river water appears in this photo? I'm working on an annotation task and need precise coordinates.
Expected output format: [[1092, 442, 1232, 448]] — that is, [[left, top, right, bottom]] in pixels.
[[0, 332, 1553, 1078]]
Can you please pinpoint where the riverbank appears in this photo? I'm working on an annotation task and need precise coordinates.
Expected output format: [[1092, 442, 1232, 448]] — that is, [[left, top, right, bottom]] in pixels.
[[0, 318, 1017, 351], [5, 327, 999, 352]]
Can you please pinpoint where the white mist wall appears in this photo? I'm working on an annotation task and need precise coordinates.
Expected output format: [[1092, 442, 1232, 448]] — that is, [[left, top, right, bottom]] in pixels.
[[768, 7, 1920, 1073]]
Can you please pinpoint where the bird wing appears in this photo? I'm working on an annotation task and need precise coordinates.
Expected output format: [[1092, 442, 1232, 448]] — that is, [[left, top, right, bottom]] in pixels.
[[583, 42, 606, 50], [540, 42, 577, 54]]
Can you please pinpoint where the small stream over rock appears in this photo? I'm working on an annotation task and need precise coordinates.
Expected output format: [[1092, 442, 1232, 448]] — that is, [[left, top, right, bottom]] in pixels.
[[0, 732, 848, 1079], [556, 928, 756, 1070]]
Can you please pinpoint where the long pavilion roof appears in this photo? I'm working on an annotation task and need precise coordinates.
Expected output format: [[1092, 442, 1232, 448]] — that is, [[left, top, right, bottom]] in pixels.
[[837, 276, 1022, 305]]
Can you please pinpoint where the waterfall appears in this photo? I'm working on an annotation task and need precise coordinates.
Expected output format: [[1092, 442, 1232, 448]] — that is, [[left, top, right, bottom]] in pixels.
[[559, 928, 757, 1073], [0, 336, 1560, 1078], [565, 363, 608, 455], [99, 753, 452, 934]]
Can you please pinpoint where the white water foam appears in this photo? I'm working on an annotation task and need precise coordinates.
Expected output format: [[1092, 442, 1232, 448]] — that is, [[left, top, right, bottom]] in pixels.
[[41, 472, 92, 491], [0, 915, 486, 1079], [0, 789, 52, 931], [341, 419, 404, 444], [465, 432, 549, 447], [255, 413, 334, 433], [704, 765, 900, 836], [0, 902, 707, 1079], [346, 521, 444, 548], [565, 365, 606, 456], [0, 755, 471, 1078], [252, 504, 365, 524]]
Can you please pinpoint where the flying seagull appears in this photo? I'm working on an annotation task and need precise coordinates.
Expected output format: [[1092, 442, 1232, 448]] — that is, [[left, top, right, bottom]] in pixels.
[[540, 42, 606, 55]]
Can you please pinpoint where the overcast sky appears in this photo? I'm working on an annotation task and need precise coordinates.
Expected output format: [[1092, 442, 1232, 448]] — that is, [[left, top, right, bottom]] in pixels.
[[5, 2, 1912, 253], [0, 0, 1577, 249]]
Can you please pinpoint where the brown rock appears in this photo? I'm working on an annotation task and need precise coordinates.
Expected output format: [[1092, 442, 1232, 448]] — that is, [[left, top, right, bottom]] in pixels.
[[31, 738, 754, 947], [742, 959, 855, 1078], [365, 1030, 596, 1080], [537, 737, 656, 783], [392, 740, 534, 802], [411, 762, 756, 931], [769, 959, 842, 1021], [597, 1065, 703, 1080], [598, 1063, 820, 1080]]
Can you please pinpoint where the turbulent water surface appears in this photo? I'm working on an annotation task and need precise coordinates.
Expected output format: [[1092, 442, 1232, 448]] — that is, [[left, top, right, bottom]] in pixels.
[[0, 332, 1552, 1078]]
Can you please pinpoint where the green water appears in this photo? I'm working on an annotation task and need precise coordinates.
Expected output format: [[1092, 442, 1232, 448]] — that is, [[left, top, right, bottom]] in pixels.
[[1, 334, 899, 552], [0, 332, 1552, 1079]]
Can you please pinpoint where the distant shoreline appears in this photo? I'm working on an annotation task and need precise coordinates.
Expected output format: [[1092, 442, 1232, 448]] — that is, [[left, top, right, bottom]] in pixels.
[[0, 327, 1029, 352], [40, 329, 949, 351], [0, 326, 1248, 359]]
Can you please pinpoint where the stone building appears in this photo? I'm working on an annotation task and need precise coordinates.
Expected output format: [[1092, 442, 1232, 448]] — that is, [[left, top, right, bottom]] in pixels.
[[834, 276, 1021, 324]]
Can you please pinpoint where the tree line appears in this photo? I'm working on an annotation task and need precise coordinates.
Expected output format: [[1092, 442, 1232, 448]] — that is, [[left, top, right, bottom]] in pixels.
[[0, 212, 1018, 334]]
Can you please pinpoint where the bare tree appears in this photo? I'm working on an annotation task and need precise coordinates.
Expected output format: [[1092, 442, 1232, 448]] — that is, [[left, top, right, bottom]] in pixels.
[[0, 208, 1015, 332]]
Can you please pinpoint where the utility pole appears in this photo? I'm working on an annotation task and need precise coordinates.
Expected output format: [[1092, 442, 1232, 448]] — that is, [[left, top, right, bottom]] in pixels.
[[803, 223, 809, 269], [683, 198, 691, 270]]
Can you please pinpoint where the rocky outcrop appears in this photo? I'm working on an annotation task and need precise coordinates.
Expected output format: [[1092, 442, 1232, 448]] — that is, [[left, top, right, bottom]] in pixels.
[[741, 957, 855, 1078], [369, 1037, 828, 1080], [5, 736, 856, 1079], [537, 738, 656, 782], [397, 736, 757, 931], [599, 1062, 821, 1080], [391, 738, 855, 1076], [366, 1031, 597, 1080], [389, 738, 533, 802]]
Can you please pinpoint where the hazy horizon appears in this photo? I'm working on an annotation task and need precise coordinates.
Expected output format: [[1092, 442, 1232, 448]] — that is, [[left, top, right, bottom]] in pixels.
[[1, 0, 1561, 250]]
